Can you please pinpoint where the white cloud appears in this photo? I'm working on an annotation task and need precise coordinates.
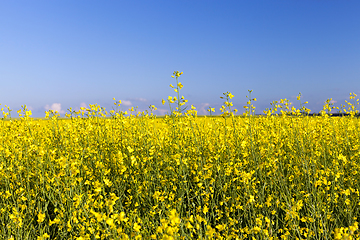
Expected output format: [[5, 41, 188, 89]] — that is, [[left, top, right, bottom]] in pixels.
[[44, 103, 65, 114], [199, 103, 210, 115], [330, 100, 337, 104], [73, 102, 88, 111], [134, 98, 147, 102], [80, 102, 87, 108], [155, 108, 168, 115], [122, 100, 132, 106]]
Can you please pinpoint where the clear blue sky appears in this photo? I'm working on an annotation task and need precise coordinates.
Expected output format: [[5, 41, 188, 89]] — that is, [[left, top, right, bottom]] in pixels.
[[1, 0, 359, 117]]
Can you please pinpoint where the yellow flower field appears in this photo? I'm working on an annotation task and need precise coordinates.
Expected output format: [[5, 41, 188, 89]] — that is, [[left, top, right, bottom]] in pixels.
[[0, 72, 359, 239]]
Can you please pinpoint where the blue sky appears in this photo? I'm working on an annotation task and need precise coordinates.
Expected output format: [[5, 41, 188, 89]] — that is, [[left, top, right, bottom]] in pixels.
[[1, 0, 359, 117]]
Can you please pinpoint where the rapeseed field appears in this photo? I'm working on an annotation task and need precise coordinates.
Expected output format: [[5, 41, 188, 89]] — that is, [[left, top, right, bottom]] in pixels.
[[0, 72, 359, 239]]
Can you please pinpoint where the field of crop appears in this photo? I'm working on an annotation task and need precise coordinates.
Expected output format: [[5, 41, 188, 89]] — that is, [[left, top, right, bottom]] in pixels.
[[0, 72, 359, 239]]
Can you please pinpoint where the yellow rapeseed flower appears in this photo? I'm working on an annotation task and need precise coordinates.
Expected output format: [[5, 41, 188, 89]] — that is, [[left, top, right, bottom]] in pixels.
[[37, 212, 46, 223]]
